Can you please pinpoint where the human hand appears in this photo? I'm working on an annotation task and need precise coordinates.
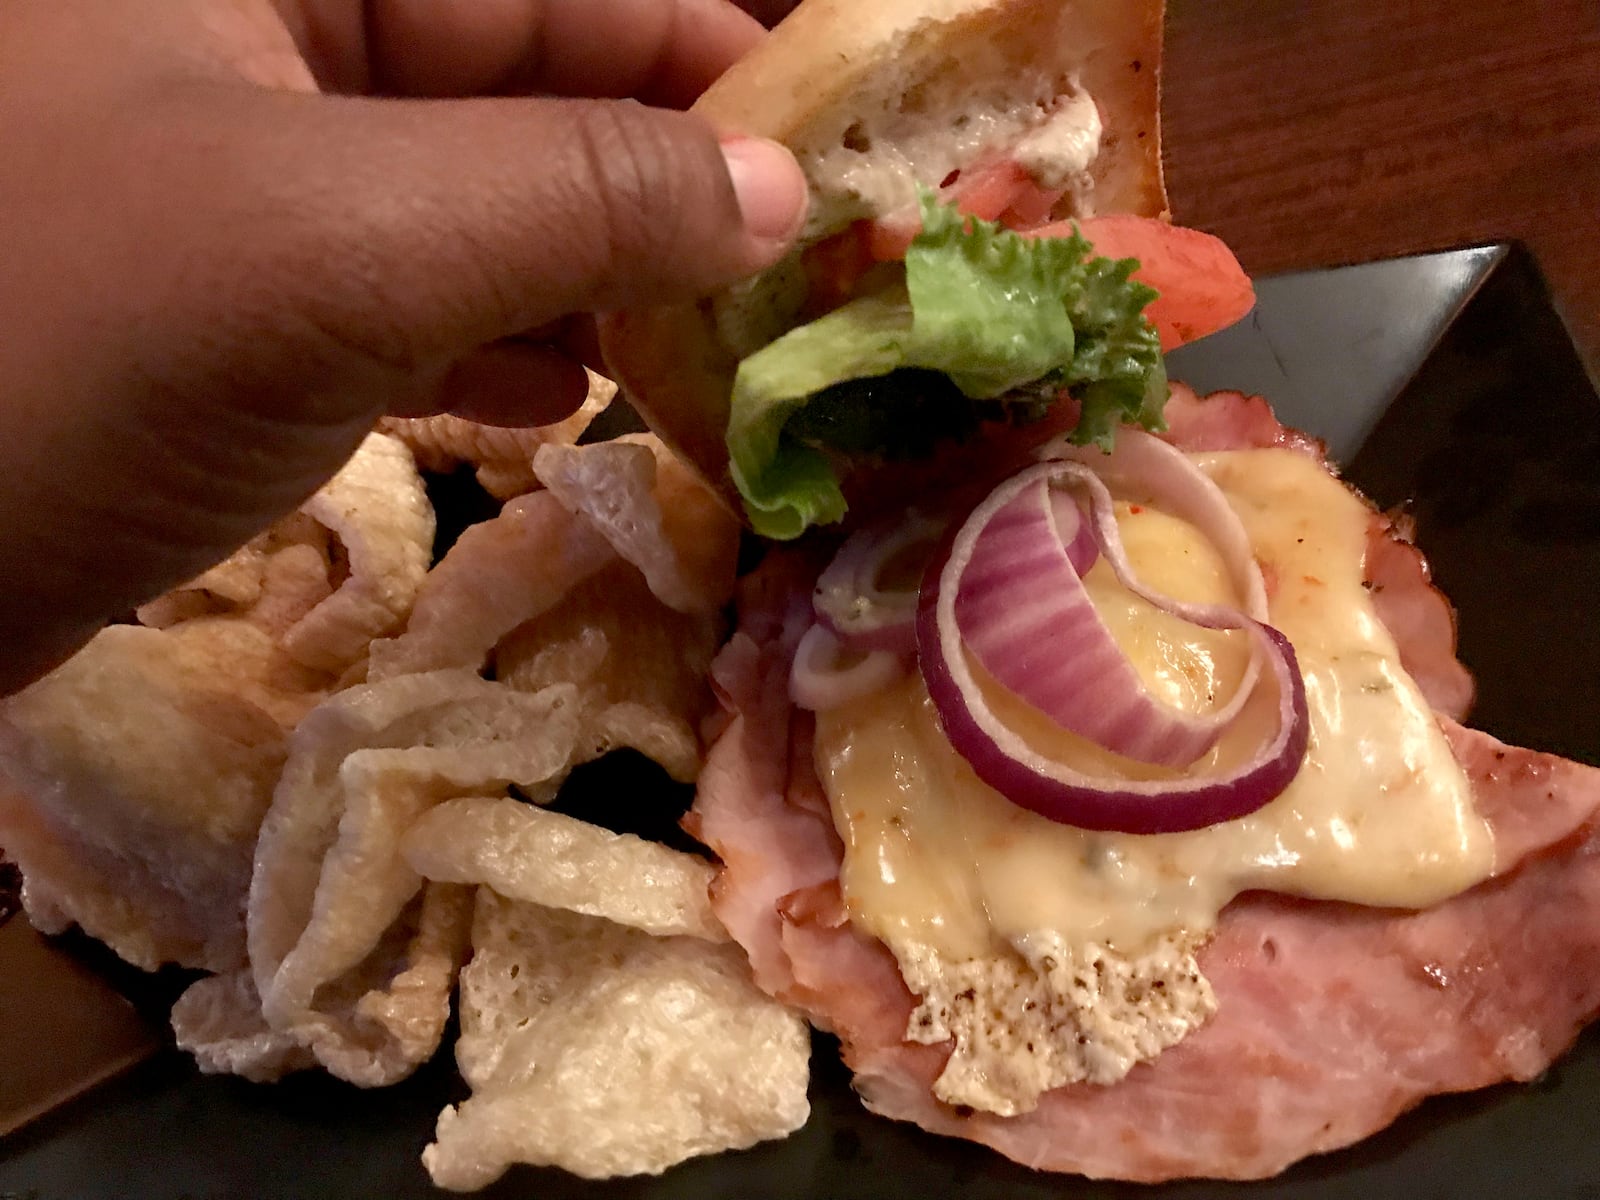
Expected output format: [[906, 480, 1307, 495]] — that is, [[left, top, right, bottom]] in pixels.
[[0, 0, 806, 693]]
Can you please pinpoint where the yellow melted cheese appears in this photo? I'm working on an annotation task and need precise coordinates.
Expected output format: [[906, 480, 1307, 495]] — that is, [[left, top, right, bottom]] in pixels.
[[814, 448, 1495, 959]]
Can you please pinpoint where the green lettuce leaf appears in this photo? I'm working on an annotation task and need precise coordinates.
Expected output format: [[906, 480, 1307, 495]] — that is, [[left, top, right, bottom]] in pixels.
[[726, 288, 912, 540], [902, 201, 1077, 396], [727, 192, 1164, 539]]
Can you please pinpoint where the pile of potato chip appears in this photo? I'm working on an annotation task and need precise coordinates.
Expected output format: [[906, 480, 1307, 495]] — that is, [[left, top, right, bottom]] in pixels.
[[0, 375, 812, 1189]]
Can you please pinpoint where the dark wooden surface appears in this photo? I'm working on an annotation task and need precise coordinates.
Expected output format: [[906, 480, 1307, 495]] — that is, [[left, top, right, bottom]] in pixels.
[[0, 920, 160, 1138], [1162, 0, 1600, 375]]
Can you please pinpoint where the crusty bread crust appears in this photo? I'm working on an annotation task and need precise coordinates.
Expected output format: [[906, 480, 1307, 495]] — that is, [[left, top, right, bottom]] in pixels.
[[600, 0, 1167, 510], [600, 301, 742, 512], [698, 0, 1165, 223]]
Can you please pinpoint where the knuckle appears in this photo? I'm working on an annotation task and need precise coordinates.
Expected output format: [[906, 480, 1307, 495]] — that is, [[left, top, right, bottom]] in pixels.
[[572, 103, 671, 261], [564, 102, 733, 301]]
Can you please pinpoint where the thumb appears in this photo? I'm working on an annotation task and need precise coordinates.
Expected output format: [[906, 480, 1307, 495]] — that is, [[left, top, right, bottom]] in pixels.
[[171, 89, 808, 380]]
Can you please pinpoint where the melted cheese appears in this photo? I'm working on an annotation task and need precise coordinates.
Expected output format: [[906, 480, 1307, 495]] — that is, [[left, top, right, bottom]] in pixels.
[[815, 448, 1495, 961]]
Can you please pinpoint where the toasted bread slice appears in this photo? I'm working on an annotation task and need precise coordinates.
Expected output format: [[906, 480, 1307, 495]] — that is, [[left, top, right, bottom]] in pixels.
[[600, 0, 1167, 511]]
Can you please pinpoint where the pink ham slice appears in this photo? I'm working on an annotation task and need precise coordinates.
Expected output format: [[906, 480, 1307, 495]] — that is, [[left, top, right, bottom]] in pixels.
[[691, 386, 1600, 1181]]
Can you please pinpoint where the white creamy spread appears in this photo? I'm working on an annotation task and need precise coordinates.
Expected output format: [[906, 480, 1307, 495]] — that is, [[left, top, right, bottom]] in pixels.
[[722, 85, 1102, 357], [1009, 90, 1103, 190], [800, 85, 1103, 234], [812, 447, 1495, 1114]]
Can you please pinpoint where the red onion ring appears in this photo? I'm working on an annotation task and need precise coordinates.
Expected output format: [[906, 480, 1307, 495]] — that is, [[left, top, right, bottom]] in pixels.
[[955, 455, 1265, 766], [917, 436, 1310, 834]]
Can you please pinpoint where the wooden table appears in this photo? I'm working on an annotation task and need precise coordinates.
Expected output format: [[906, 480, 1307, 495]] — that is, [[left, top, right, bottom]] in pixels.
[[1163, 0, 1600, 375]]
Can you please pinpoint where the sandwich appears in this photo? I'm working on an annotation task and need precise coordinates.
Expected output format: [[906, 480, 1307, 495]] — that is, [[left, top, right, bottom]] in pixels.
[[601, 0, 1252, 539], [600, 0, 1600, 1182]]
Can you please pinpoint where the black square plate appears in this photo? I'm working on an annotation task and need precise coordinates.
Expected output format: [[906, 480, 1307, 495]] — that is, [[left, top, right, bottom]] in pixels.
[[3, 245, 1599, 1199]]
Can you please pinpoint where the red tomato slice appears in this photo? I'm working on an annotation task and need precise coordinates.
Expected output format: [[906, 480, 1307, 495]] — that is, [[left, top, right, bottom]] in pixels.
[[866, 161, 1060, 261], [802, 221, 877, 316], [999, 181, 1067, 228], [1030, 215, 1256, 351], [867, 212, 921, 262], [949, 160, 1030, 222]]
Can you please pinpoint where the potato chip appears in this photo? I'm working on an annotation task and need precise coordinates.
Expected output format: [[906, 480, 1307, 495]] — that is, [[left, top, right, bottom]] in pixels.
[[175, 881, 473, 1086], [534, 434, 739, 614], [6, 384, 797, 1176], [281, 432, 435, 672], [136, 512, 333, 632], [135, 435, 432, 681], [423, 891, 811, 1189], [367, 492, 615, 681], [380, 371, 615, 500], [135, 552, 267, 629], [495, 562, 719, 781], [0, 625, 291, 970], [404, 797, 725, 941], [242, 541, 340, 642], [169, 970, 315, 1083], [371, 429, 734, 689], [348, 883, 475, 1070], [246, 671, 585, 1084], [158, 617, 332, 729]]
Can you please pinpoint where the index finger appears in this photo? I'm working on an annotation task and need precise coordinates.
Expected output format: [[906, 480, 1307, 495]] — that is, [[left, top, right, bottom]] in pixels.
[[353, 0, 765, 103]]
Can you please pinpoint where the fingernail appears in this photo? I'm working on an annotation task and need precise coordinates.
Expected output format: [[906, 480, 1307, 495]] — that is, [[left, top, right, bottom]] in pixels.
[[721, 137, 807, 243]]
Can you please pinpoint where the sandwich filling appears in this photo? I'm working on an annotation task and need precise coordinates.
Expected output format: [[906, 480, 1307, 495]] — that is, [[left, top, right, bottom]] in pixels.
[[728, 199, 1167, 539], [804, 85, 1103, 233], [808, 447, 1495, 1115]]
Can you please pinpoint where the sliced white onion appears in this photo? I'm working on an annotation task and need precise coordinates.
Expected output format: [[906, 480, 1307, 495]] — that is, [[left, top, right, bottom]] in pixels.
[[813, 512, 945, 655], [917, 433, 1310, 834], [955, 449, 1264, 766], [790, 623, 907, 711]]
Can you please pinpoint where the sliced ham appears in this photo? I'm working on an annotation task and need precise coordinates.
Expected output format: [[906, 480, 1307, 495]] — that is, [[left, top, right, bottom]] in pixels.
[[846, 727, 1600, 1181], [692, 387, 1600, 1180], [1364, 513, 1476, 723], [688, 552, 844, 1000], [1161, 382, 1322, 455]]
